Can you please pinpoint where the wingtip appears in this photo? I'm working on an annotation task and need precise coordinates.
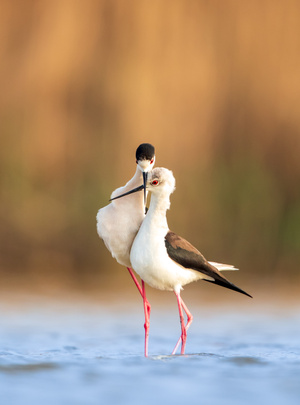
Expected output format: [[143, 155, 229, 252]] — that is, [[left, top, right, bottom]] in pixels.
[[242, 290, 253, 299], [203, 278, 253, 298]]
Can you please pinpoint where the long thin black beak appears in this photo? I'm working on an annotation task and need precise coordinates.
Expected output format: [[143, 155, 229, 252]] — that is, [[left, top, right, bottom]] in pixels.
[[143, 171, 148, 211], [109, 184, 144, 202]]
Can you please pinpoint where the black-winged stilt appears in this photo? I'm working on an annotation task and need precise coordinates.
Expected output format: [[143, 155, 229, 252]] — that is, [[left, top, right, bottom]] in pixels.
[[111, 167, 252, 356], [96, 143, 155, 351]]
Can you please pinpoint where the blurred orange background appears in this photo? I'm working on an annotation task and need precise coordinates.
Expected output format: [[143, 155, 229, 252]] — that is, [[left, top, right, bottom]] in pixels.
[[0, 1, 299, 300]]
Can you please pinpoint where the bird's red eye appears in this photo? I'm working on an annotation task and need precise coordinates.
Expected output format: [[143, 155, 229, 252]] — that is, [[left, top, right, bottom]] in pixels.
[[151, 180, 159, 186], [150, 158, 154, 164]]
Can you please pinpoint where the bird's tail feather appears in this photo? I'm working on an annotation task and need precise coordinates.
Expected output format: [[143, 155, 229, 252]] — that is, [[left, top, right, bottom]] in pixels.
[[208, 261, 239, 271]]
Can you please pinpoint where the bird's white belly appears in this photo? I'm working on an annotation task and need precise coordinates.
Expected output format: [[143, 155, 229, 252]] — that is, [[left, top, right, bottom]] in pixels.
[[130, 230, 201, 292], [97, 202, 144, 268]]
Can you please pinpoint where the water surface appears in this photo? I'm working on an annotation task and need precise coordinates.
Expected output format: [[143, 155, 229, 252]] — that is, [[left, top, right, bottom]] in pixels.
[[0, 297, 299, 405]]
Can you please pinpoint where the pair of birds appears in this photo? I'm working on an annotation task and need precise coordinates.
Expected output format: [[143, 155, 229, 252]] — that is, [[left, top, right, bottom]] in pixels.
[[97, 143, 252, 357]]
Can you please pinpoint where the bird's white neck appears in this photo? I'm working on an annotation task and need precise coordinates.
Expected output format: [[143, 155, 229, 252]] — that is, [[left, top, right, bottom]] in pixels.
[[146, 193, 170, 231], [110, 166, 144, 211], [127, 166, 143, 189]]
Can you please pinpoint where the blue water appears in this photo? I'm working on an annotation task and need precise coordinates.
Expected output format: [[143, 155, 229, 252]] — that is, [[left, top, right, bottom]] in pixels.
[[0, 297, 300, 405]]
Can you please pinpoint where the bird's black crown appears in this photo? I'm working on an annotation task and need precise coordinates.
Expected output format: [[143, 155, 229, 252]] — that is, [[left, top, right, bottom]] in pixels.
[[136, 143, 155, 161]]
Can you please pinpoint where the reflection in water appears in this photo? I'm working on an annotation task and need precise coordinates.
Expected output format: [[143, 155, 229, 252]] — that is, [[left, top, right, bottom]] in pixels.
[[0, 362, 59, 374], [225, 356, 267, 366]]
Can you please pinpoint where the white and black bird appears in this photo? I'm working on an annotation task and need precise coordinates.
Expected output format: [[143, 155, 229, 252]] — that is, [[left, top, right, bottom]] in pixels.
[[96, 143, 155, 331], [111, 167, 252, 356]]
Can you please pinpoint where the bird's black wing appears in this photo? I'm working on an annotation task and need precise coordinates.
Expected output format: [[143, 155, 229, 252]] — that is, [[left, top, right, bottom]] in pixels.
[[165, 231, 252, 298]]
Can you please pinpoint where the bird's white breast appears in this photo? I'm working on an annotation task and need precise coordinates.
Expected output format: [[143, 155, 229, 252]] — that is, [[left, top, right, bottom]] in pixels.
[[130, 210, 202, 293], [97, 169, 145, 268]]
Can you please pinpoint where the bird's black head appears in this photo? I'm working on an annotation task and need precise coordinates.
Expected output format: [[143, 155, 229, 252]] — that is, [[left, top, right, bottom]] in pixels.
[[135, 143, 155, 212], [136, 143, 155, 162]]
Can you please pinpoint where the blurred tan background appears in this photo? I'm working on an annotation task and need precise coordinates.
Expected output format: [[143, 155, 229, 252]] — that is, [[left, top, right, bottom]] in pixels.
[[0, 0, 299, 301]]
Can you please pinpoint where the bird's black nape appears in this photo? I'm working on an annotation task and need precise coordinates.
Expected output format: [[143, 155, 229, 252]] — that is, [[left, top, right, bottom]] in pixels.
[[136, 143, 155, 161]]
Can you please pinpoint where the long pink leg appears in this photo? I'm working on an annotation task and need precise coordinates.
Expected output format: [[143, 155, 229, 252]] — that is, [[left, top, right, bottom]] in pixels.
[[127, 267, 151, 318], [127, 268, 151, 356], [172, 293, 193, 355], [127, 267, 143, 296], [142, 280, 151, 357]]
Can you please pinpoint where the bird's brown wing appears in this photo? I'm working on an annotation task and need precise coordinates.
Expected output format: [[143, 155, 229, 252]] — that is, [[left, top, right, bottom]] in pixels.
[[165, 231, 252, 298]]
